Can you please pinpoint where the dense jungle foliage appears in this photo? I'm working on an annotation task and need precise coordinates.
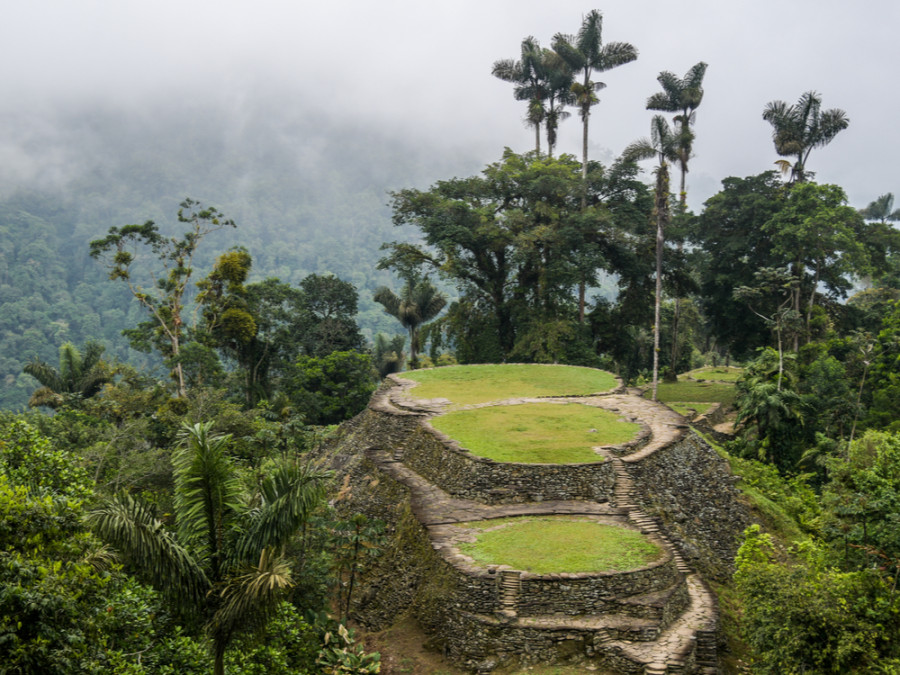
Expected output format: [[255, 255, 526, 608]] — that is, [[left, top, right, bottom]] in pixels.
[[3, 9, 900, 674]]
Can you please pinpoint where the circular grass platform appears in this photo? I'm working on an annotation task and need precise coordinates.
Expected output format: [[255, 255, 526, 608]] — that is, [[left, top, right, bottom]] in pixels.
[[401, 364, 617, 405], [459, 517, 661, 574], [430, 402, 640, 464]]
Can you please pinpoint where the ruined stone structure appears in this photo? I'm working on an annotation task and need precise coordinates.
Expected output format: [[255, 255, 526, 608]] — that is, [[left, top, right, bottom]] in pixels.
[[321, 370, 752, 674]]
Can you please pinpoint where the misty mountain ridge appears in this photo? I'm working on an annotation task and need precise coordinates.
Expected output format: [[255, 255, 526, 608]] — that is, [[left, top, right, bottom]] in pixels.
[[0, 95, 483, 408]]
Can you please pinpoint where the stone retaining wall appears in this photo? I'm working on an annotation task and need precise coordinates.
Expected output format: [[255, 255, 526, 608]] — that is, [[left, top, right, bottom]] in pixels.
[[515, 553, 680, 616], [625, 429, 752, 582], [401, 422, 617, 504]]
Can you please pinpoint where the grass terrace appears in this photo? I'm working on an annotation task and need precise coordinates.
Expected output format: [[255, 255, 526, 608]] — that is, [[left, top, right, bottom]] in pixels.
[[459, 516, 661, 574], [400, 364, 617, 406], [650, 380, 737, 407], [684, 366, 744, 382], [431, 402, 639, 464]]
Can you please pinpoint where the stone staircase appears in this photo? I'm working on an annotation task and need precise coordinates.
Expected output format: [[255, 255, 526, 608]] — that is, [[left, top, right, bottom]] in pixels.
[[498, 570, 521, 618]]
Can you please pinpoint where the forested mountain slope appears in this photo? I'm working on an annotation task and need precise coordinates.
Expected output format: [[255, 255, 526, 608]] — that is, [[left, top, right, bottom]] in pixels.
[[0, 98, 478, 408]]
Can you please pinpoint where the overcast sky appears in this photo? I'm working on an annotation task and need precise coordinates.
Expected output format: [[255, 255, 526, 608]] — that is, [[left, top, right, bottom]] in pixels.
[[2, 0, 896, 211]]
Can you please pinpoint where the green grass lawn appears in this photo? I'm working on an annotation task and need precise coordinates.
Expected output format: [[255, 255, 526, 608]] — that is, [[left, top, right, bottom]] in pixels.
[[459, 517, 661, 574], [431, 402, 639, 463], [650, 380, 737, 406], [401, 364, 617, 405], [684, 366, 744, 382]]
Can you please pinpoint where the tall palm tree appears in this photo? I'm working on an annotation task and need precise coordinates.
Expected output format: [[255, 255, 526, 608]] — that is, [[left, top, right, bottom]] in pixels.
[[645, 62, 707, 378], [646, 61, 707, 208], [373, 278, 447, 369], [762, 91, 849, 183], [553, 10, 638, 181], [860, 193, 900, 223], [624, 116, 680, 401], [540, 48, 575, 158], [23, 340, 112, 408], [87, 422, 329, 675], [493, 37, 548, 155]]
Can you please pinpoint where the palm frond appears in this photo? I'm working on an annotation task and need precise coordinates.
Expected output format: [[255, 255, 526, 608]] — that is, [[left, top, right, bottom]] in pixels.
[[593, 41, 637, 73], [207, 548, 293, 654], [234, 460, 329, 562], [373, 286, 402, 321], [22, 359, 64, 393], [173, 422, 244, 569], [622, 138, 656, 164], [87, 494, 210, 614]]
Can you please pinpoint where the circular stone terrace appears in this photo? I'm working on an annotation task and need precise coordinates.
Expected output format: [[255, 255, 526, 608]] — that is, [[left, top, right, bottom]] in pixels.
[[364, 364, 718, 673]]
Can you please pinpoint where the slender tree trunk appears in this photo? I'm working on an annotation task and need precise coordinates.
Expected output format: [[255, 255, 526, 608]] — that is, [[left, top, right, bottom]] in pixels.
[[578, 279, 586, 324], [535, 123, 541, 156], [214, 643, 226, 675], [805, 260, 820, 344], [582, 110, 589, 183], [668, 298, 681, 381], [652, 165, 670, 402]]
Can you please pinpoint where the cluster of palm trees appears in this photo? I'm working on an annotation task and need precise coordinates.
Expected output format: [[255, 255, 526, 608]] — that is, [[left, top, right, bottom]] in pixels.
[[492, 10, 637, 172]]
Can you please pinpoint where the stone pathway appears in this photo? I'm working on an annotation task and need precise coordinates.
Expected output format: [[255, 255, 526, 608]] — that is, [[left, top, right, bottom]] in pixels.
[[365, 378, 720, 674]]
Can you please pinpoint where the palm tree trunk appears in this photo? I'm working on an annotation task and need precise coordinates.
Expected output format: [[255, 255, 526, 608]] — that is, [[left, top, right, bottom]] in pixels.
[[652, 165, 670, 402], [582, 110, 589, 183], [214, 643, 226, 675], [535, 123, 541, 155]]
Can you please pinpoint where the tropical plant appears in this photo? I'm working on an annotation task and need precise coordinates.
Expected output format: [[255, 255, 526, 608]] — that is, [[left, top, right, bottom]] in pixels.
[[87, 422, 329, 675], [860, 192, 900, 224], [762, 91, 849, 183], [553, 10, 638, 181], [646, 62, 707, 207], [624, 116, 681, 401], [539, 48, 575, 158], [492, 36, 548, 155], [373, 278, 447, 369], [89, 199, 236, 397], [23, 340, 112, 409]]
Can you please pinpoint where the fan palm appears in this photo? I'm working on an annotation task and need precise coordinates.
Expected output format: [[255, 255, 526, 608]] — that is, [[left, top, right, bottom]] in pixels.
[[624, 116, 680, 401], [646, 61, 707, 207], [492, 36, 548, 155], [553, 10, 638, 181], [373, 279, 447, 369], [87, 422, 329, 675], [23, 340, 112, 408], [762, 91, 849, 183]]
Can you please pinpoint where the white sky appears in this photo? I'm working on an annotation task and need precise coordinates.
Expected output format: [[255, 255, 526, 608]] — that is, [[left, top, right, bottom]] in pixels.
[[1, 0, 897, 210]]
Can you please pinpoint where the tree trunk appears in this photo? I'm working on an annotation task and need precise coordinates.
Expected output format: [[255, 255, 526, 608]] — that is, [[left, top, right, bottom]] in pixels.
[[667, 298, 681, 382], [582, 110, 589, 183], [535, 122, 541, 156], [578, 279, 586, 324], [652, 165, 670, 402]]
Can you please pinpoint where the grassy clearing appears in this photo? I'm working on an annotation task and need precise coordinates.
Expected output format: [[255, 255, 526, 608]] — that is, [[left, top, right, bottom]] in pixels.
[[431, 403, 639, 464], [401, 364, 617, 405], [459, 517, 661, 574], [650, 380, 737, 406], [684, 366, 744, 382]]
